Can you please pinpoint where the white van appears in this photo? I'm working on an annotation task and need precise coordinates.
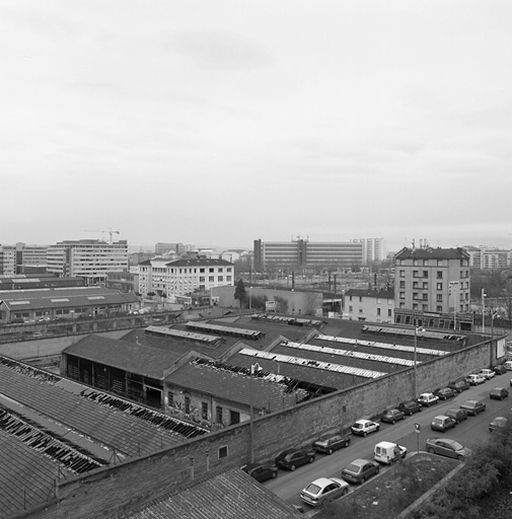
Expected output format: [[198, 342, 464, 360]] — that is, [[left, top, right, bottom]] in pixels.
[[374, 441, 407, 465], [504, 360, 512, 371]]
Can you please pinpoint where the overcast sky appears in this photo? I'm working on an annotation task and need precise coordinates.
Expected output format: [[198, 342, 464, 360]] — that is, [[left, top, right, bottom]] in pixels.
[[2, 1, 511, 252]]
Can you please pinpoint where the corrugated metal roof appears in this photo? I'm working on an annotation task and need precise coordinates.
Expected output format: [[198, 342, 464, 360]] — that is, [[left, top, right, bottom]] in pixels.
[[63, 335, 183, 379], [119, 467, 300, 519]]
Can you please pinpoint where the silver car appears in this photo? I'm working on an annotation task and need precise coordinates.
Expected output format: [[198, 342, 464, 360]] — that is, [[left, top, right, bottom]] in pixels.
[[300, 477, 350, 507], [425, 438, 471, 460]]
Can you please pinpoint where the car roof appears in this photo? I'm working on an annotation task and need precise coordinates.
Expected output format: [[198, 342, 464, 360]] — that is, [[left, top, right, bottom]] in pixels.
[[349, 458, 372, 466], [309, 477, 336, 487], [355, 419, 372, 424]]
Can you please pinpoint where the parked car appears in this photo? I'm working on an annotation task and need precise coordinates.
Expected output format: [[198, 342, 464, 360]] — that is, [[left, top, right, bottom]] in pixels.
[[341, 458, 380, 484], [312, 433, 351, 454], [445, 408, 467, 424], [380, 409, 405, 424], [433, 387, 456, 400], [466, 373, 486, 386], [417, 393, 439, 407], [397, 400, 422, 415], [448, 379, 470, 393], [478, 369, 496, 380], [489, 416, 507, 432], [351, 419, 380, 437], [460, 399, 486, 416], [489, 416, 508, 433], [425, 438, 471, 460], [242, 462, 278, 482], [300, 477, 349, 507], [493, 365, 507, 376], [503, 360, 512, 371], [374, 441, 407, 465], [275, 448, 316, 471], [431, 415, 457, 432], [489, 387, 509, 400]]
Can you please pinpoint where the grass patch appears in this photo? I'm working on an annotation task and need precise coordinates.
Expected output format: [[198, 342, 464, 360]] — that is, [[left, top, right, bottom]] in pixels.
[[313, 453, 458, 519]]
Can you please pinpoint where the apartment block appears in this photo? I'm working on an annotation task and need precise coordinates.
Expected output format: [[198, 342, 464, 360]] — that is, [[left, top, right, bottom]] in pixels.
[[394, 247, 471, 315]]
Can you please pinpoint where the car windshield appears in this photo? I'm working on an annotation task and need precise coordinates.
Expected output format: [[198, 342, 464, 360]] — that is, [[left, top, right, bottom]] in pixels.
[[449, 441, 464, 450], [305, 483, 322, 495]]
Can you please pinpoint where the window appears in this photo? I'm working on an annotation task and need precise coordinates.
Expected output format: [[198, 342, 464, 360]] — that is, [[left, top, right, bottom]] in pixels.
[[199, 276, 205, 282], [230, 410, 240, 425], [209, 268, 214, 273], [359, 296, 362, 302], [400, 292, 405, 299], [400, 270, 405, 277], [209, 276, 214, 282], [201, 402, 208, 420], [359, 308, 363, 314], [168, 391, 174, 406], [400, 281, 405, 288], [436, 294, 443, 302], [413, 270, 419, 278], [349, 305, 353, 312], [218, 446, 228, 459], [349, 295, 353, 301], [422, 282, 428, 289], [413, 303, 418, 309], [413, 292, 418, 300], [422, 304, 428, 311], [218, 268, 223, 273], [227, 276, 232, 282], [388, 309, 392, 317], [218, 276, 223, 282], [437, 282, 443, 290], [216, 406, 223, 424], [200, 268, 205, 273], [184, 395, 191, 414], [377, 308, 381, 316], [413, 281, 419, 289], [437, 271, 443, 279], [437, 305, 443, 312]]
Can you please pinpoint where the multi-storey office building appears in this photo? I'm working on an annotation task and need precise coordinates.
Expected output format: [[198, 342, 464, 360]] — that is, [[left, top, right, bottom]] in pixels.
[[47, 240, 128, 285], [394, 247, 471, 315], [138, 258, 234, 299], [0, 243, 48, 275], [253, 239, 363, 271], [464, 246, 510, 270]]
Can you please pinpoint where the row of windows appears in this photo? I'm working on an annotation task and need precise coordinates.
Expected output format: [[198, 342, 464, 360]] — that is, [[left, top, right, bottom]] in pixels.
[[168, 393, 240, 425], [399, 280, 469, 291], [397, 259, 469, 267], [348, 306, 392, 317]]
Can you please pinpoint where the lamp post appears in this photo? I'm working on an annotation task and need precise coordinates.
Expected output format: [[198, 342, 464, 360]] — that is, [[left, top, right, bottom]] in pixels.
[[249, 362, 262, 464], [449, 281, 460, 331], [413, 326, 425, 398], [481, 289, 487, 333]]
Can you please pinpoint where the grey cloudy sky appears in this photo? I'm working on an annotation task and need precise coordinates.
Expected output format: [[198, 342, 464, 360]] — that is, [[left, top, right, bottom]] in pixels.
[[2, 1, 511, 252]]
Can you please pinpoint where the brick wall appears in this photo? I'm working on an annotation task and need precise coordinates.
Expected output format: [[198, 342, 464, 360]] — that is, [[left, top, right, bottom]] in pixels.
[[25, 338, 494, 519]]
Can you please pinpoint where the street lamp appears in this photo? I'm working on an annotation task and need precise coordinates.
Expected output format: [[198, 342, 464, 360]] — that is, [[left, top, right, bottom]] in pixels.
[[449, 281, 460, 331], [249, 362, 262, 463], [481, 289, 487, 333], [413, 326, 425, 398]]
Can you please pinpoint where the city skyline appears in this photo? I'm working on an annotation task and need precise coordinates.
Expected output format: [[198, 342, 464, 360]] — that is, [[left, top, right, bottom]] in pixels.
[[2, 2, 511, 250]]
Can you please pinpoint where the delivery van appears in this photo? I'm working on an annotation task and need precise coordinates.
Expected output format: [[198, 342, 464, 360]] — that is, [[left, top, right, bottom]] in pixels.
[[374, 441, 407, 465]]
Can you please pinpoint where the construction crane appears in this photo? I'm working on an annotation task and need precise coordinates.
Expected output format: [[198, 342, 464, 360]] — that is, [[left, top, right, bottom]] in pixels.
[[84, 228, 120, 244]]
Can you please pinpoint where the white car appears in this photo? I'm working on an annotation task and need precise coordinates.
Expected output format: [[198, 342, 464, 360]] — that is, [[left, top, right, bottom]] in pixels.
[[300, 477, 350, 507], [466, 373, 486, 385], [351, 419, 380, 437], [478, 369, 495, 380], [417, 393, 439, 407]]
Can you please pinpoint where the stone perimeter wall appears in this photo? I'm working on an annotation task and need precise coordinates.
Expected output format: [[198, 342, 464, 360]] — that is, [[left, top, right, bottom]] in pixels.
[[24, 337, 494, 519]]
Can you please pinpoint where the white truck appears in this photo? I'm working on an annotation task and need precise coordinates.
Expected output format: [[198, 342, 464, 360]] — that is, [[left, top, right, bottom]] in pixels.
[[374, 441, 408, 465]]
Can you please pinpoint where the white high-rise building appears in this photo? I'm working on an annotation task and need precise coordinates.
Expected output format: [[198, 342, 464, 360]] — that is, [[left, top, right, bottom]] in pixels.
[[352, 238, 386, 264], [47, 240, 128, 285]]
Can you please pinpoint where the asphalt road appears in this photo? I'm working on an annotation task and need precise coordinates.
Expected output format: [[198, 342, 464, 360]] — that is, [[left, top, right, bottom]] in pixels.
[[263, 373, 512, 510]]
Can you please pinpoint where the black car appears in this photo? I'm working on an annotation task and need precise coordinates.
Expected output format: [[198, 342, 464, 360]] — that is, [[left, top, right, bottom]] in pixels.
[[489, 387, 509, 400], [433, 387, 456, 400], [341, 458, 380, 484], [242, 462, 278, 482], [380, 408, 405, 424], [460, 400, 486, 416], [275, 448, 316, 471], [448, 379, 470, 393], [312, 433, 351, 454], [493, 365, 507, 376], [397, 400, 422, 416], [445, 408, 467, 424]]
